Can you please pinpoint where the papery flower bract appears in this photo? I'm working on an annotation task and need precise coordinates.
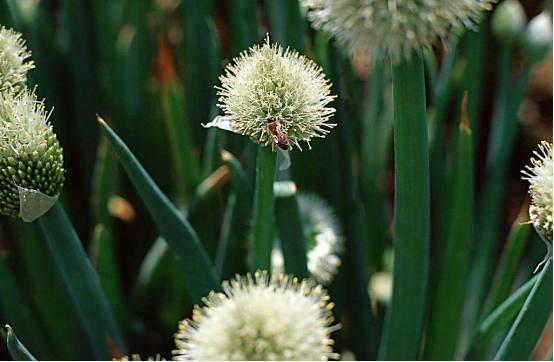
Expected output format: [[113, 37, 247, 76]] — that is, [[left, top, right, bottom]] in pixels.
[[300, 0, 494, 63], [522, 141, 553, 244], [212, 37, 336, 150], [0, 88, 64, 221], [272, 193, 344, 285], [173, 271, 339, 361], [0, 26, 34, 91]]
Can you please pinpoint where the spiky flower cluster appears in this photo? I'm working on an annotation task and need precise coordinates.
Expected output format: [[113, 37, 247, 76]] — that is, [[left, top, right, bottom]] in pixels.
[[215, 38, 336, 150], [273, 193, 343, 284], [0, 89, 64, 220], [300, 0, 494, 63], [0, 26, 34, 91], [173, 271, 338, 361], [522, 141, 553, 243], [115, 354, 165, 361]]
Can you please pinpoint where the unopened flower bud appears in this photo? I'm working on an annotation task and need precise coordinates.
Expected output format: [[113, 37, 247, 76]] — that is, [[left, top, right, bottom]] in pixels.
[[0, 89, 64, 221], [491, 0, 527, 46], [520, 13, 552, 64]]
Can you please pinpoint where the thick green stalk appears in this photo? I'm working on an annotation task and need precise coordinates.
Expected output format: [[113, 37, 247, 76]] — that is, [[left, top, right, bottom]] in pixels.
[[460, 23, 487, 134], [494, 260, 553, 360], [361, 62, 391, 272], [329, 51, 375, 359], [249, 146, 277, 271], [482, 209, 530, 318], [468, 58, 531, 328], [265, 0, 305, 51], [424, 100, 473, 360], [274, 182, 309, 278], [215, 150, 251, 279], [37, 203, 126, 359], [380, 52, 430, 360], [467, 274, 538, 359]]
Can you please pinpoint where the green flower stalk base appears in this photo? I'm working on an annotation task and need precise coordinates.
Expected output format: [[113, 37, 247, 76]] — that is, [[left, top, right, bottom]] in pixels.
[[380, 52, 430, 360], [249, 145, 277, 271]]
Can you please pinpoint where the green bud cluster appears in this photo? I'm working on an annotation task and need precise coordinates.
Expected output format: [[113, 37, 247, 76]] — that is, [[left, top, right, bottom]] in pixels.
[[0, 89, 64, 218]]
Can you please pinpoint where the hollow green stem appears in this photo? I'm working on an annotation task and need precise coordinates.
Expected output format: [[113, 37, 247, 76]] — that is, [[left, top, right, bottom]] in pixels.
[[482, 210, 530, 318], [468, 55, 531, 329], [494, 260, 553, 360], [275, 182, 309, 278], [467, 273, 539, 359], [424, 102, 473, 360], [249, 146, 277, 272], [380, 52, 430, 360]]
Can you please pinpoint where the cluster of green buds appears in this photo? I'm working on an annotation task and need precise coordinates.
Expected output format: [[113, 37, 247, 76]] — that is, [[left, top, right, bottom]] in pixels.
[[492, 2, 552, 64], [0, 26, 64, 221]]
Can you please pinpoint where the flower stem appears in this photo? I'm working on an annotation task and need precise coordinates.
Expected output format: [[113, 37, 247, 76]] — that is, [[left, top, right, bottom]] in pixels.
[[424, 96, 473, 360], [249, 145, 277, 272], [380, 52, 430, 360], [275, 182, 309, 279], [494, 260, 553, 360]]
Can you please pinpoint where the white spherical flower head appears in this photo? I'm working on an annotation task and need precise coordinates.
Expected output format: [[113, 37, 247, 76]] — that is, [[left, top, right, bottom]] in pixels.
[[300, 0, 494, 63], [214, 37, 336, 151], [0, 26, 34, 91], [522, 141, 553, 244], [173, 271, 339, 361], [273, 193, 344, 285]]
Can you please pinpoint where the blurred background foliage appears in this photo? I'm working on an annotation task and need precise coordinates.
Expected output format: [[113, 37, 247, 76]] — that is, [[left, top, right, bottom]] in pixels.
[[0, 0, 551, 360]]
